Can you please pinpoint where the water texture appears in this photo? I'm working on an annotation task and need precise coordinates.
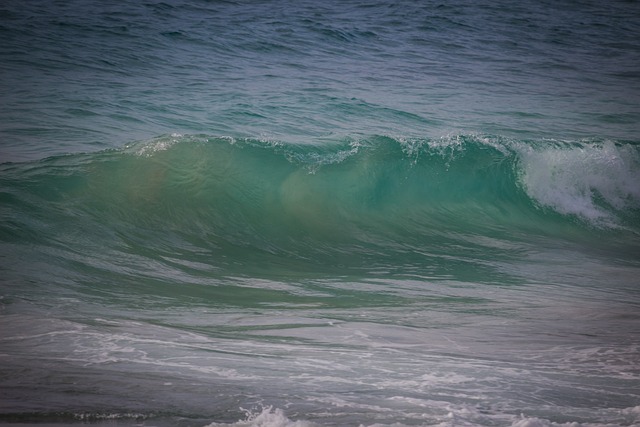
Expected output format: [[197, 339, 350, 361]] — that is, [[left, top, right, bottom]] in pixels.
[[1, 1, 639, 426]]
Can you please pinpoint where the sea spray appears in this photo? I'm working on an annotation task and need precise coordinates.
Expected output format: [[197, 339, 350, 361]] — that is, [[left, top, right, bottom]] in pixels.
[[517, 139, 640, 227]]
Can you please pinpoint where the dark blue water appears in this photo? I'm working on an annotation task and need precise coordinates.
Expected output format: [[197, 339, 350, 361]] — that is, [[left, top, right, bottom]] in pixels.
[[1, 1, 640, 426]]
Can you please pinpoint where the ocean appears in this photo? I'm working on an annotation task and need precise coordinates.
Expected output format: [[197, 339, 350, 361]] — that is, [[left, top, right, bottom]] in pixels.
[[1, 1, 639, 426]]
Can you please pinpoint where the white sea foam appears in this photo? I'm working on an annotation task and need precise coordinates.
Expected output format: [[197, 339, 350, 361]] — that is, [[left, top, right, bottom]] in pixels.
[[510, 415, 622, 427], [126, 134, 183, 156], [518, 140, 640, 226], [621, 405, 640, 416], [202, 406, 635, 427], [204, 406, 318, 427]]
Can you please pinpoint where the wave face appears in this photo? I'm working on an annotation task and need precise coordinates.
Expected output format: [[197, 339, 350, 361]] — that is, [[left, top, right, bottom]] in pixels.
[[2, 134, 639, 273]]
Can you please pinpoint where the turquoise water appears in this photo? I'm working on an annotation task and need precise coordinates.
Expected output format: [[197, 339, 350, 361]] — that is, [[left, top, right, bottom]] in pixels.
[[1, 1, 640, 426]]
